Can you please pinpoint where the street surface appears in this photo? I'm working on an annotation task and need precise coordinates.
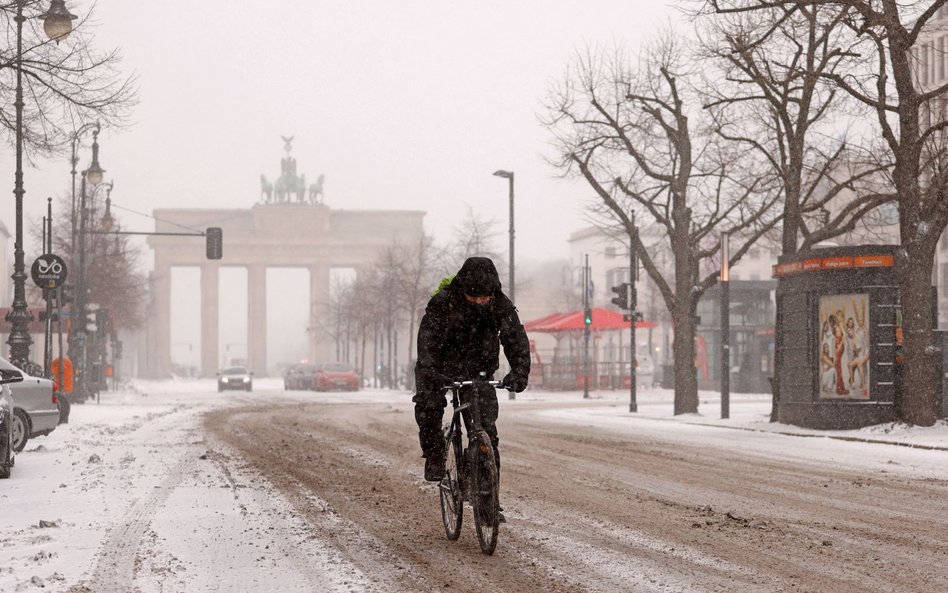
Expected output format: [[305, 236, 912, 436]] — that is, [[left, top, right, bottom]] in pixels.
[[207, 394, 947, 593], [1, 381, 945, 593]]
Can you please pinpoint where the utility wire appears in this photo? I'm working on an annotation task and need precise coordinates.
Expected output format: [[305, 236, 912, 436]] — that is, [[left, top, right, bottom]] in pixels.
[[108, 202, 245, 233]]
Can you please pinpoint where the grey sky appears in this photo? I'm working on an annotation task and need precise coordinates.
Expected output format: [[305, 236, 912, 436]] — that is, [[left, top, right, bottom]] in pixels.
[[2, 1, 676, 261], [0, 1, 678, 369]]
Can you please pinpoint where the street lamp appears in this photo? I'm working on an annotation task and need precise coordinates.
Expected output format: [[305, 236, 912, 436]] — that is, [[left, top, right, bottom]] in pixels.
[[70, 122, 100, 251], [7, 0, 79, 370], [492, 169, 515, 305], [38, 0, 77, 44], [720, 232, 730, 420], [68, 137, 108, 400]]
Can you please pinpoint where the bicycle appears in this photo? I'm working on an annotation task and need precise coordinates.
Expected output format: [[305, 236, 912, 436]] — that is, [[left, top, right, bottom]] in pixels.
[[438, 372, 506, 555]]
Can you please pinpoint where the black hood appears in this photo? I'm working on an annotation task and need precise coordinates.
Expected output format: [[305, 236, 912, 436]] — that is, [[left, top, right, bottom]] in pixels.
[[454, 257, 502, 297]]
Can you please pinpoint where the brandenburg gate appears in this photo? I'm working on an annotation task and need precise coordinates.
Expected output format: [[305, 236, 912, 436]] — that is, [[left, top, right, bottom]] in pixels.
[[142, 139, 424, 378]]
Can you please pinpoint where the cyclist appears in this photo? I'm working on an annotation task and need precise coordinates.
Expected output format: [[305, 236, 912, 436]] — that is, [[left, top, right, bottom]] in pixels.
[[413, 256, 530, 483]]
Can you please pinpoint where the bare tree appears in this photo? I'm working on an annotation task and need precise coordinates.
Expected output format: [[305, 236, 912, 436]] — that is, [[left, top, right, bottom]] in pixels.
[[545, 38, 782, 414], [394, 233, 440, 388], [30, 193, 146, 330], [708, 0, 948, 426], [0, 1, 136, 157], [447, 205, 504, 273], [701, 3, 893, 254]]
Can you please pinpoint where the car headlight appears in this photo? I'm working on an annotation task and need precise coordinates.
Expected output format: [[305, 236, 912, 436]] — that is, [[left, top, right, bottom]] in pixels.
[[242, 377, 250, 383]]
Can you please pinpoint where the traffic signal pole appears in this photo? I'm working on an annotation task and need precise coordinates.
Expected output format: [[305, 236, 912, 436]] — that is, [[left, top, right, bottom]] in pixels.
[[583, 254, 591, 400], [629, 229, 638, 413]]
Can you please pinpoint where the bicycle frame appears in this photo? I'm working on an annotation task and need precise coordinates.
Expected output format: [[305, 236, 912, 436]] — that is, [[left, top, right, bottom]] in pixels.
[[438, 373, 504, 554]]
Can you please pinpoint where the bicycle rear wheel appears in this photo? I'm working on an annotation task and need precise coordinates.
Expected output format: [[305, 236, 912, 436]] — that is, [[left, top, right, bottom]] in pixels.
[[439, 429, 463, 540], [470, 432, 499, 555]]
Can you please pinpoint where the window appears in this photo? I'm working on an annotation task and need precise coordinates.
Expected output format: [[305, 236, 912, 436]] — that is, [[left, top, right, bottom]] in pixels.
[[605, 246, 617, 258]]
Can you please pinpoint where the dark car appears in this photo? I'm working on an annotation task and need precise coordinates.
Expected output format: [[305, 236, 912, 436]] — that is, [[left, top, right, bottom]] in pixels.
[[284, 363, 318, 391], [314, 362, 360, 392], [0, 367, 24, 479], [218, 366, 253, 392]]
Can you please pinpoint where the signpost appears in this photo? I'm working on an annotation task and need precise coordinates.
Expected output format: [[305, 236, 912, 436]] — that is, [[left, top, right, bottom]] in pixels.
[[32, 253, 68, 381]]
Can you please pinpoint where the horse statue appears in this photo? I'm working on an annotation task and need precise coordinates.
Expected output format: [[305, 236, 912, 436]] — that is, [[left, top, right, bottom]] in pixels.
[[308, 174, 325, 204], [296, 174, 307, 203], [273, 176, 288, 203], [260, 174, 273, 203]]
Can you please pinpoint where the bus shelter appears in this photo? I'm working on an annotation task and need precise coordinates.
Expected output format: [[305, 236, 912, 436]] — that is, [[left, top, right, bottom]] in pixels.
[[773, 245, 903, 429]]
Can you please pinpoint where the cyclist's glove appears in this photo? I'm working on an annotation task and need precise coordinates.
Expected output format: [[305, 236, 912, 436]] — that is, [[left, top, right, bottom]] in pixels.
[[501, 371, 528, 393]]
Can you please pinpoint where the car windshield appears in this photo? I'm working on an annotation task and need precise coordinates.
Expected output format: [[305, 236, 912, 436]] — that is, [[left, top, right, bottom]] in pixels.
[[322, 364, 352, 372], [222, 367, 248, 375]]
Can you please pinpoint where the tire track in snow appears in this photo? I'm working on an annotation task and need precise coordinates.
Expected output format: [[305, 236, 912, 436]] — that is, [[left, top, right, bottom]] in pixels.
[[82, 454, 195, 593]]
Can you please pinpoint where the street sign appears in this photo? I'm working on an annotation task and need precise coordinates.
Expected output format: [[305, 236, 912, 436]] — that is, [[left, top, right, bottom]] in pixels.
[[30, 254, 68, 290]]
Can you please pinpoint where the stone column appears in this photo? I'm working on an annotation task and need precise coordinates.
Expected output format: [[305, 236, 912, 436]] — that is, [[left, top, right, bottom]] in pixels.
[[247, 264, 267, 376], [309, 263, 331, 363], [152, 258, 172, 379], [201, 263, 220, 377]]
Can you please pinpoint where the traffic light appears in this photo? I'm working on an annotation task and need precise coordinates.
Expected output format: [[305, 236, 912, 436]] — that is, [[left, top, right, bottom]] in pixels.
[[206, 227, 223, 260], [610, 283, 631, 310], [584, 307, 593, 326], [85, 303, 99, 332], [60, 285, 74, 305]]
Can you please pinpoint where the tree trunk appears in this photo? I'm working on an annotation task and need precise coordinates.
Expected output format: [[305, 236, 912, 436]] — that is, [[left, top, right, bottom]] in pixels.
[[896, 244, 940, 426], [671, 299, 699, 415]]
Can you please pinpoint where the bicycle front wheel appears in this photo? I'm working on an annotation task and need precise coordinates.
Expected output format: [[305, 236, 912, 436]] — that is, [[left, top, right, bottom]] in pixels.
[[470, 432, 499, 555], [439, 429, 463, 540]]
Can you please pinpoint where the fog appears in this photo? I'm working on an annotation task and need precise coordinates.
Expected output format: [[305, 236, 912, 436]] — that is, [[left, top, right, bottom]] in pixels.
[[0, 1, 677, 369]]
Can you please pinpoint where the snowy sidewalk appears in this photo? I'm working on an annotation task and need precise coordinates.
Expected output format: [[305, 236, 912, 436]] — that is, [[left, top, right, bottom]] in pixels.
[[508, 387, 948, 450]]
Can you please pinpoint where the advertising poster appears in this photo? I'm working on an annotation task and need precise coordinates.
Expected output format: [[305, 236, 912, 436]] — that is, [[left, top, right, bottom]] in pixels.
[[818, 294, 870, 399]]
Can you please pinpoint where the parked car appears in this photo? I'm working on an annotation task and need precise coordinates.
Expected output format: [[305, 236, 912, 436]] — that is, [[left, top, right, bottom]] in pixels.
[[284, 363, 318, 390], [0, 357, 58, 453], [314, 362, 360, 392], [0, 368, 23, 479], [218, 366, 253, 392]]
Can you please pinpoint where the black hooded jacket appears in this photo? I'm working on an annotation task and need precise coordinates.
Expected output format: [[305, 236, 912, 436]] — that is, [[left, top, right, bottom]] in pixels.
[[415, 257, 530, 393]]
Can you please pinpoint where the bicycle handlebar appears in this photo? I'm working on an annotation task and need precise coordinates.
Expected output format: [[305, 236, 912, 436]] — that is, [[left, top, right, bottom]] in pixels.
[[442, 379, 508, 390]]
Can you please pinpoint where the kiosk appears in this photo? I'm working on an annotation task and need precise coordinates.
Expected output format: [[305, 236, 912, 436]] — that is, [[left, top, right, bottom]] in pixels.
[[773, 245, 902, 429]]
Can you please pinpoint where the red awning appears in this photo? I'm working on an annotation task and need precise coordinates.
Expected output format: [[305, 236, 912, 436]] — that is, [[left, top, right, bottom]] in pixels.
[[523, 307, 656, 333]]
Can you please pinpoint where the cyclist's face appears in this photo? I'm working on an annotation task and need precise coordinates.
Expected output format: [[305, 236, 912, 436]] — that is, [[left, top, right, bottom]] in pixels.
[[464, 294, 493, 306]]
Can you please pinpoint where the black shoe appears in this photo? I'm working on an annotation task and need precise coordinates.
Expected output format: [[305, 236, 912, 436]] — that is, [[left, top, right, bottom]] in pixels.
[[424, 457, 445, 482]]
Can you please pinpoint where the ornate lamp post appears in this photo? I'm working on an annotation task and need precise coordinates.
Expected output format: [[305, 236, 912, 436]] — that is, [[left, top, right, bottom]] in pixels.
[[71, 162, 109, 400], [492, 170, 515, 305], [7, 0, 78, 370], [69, 122, 100, 251]]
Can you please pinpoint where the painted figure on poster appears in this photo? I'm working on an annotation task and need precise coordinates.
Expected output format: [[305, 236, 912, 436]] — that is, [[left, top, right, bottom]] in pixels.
[[818, 294, 870, 399]]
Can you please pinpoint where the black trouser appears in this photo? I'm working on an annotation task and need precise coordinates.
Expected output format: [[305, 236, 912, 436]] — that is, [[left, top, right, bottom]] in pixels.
[[412, 383, 500, 468]]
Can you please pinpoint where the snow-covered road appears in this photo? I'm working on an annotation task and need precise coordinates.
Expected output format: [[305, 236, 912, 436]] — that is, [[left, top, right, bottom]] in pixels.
[[1, 380, 945, 592]]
